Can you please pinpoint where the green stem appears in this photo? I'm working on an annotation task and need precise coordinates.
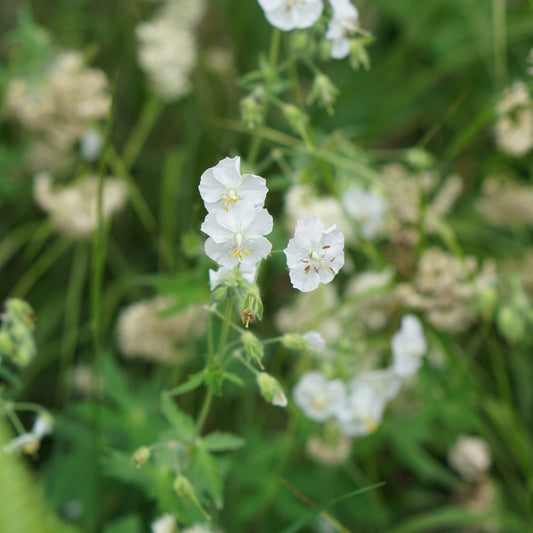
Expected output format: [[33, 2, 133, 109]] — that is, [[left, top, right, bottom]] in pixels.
[[122, 94, 165, 170], [247, 28, 281, 167], [194, 389, 213, 440], [217, 298, 234, 363]]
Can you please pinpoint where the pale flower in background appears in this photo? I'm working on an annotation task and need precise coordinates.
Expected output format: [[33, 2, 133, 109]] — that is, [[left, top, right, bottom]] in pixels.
[[341, 187, 386, 239], [391, 314, 427, 377], [494, 81, 533, 157], [117, 297, 206, 364], [151, 513, 178, 533], [302, 331, 327, 353], [449, 435, 492, 482], [306, 433, 352, 465], [33, 173, 127, 239], [201, 202, 273, 267], [293, 370, 346, 422], [326, 0, 359, 59], [257, 0, 323, 31], [335, 368, 400, 437], [199, 156, 267, 212], [285, 217, 344, 292], [136, 0, 205, 101]]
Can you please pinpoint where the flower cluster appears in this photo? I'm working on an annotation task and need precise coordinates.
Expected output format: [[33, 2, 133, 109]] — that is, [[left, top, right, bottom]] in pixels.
[[293, 314, 427, 439], [257, 0, 361, 60], [136, 0, 205, 101], [200, 156, 272, 279]]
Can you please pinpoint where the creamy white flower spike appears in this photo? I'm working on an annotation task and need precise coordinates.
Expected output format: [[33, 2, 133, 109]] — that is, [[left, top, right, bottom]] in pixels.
[[284, 217, 344, 292], [199, 156, 268, 213], [293, 370, 346, 422], [342, 187, 386, 239], [335, 368, 400, 437], [448, 435, 492, 482], [258, 0, 324, 31], [201, 202, 273, 267], [326, 0, 359, 59], [391, 314, 427, 377]]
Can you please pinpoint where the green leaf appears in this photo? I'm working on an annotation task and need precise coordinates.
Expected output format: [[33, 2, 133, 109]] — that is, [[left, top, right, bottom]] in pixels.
[[202, 431, 246, 452], [103, 515, 142, 533], [166, 371, 205, 397], [160, 393, 195, 442], [189, 442, 224, 510], [280, 482, 385, 533]]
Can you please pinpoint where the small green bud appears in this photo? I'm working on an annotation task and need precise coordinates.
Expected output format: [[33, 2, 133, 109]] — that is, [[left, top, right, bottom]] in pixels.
[[241, 331, 264, 368], [240, 94, 263, 130], [308, 74, 338, 116], [0, 298, 37, 366], [240, 285, 263, 327], [173, 475, 211, 520], [404, 147, 435, 170], [212, 285, 229, 302], [477, 286, 498, 319], [497, 306, 525, 344], [281, 333, 307, 352], [257, 372, 287, 407], [282, 104, 309, 135], [131, 446, 151, 468], [349, 39, 371, 71]]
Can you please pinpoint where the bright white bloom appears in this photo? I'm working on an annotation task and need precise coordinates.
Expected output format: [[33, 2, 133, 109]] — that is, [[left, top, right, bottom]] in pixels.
[[209, 264, 257, 291], [335, 368, 400, 437], [3, 414, 53, 455], [258, 0, 323, 31], [391, 314, 427, 377], [342, 187, 386, 239], [302, 331, 327, 353], [199, 156, 267, 213], [326, 0, 359, 59], [151, 513, 178, 533], [284, 217, 344, 292], [201, 202, 273, 267], [33, 172, 127, 239], [80, 127, 103, 162], [293, 370, 346, 422], [448, 435, 492, 482]]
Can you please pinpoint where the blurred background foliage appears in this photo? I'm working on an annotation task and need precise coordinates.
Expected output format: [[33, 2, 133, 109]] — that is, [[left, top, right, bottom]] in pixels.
[[1, 0, 533, 532]]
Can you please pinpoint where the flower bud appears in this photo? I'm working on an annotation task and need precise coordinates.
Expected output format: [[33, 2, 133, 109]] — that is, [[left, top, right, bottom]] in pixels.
[[240, 94, 263, 130], [282, 104, 309, 135], [308, 74, 338, 116], [257, 372, 287, 407], [349, 39, 370, 71], [173, 475, 211, 520], [281, 333, 307, 351], [240, 285, 263, 327], [241, 331, 264, 368], [497, 306, 525, 343], [131, 446, 151, 468], [404, 147, 435, 170]]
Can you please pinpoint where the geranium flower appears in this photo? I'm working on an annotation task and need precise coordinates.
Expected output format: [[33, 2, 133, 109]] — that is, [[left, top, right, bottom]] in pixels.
[[293, 370, 346, 422], [201, 202, 273, 267], [258, 0, 324, 31], [199, 156, 267, 213], [391, 314, 427, 377], [335, 368, 400, 437], [326, 0, 359, 59], [284, 217, 344, 292], [341, 187, 386, 239]]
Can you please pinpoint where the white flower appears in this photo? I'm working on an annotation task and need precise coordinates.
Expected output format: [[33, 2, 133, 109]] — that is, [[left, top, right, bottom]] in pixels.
[[302, 331, 326, 353], [293, 370, 346, 422], [342, 187, 386, 239], [448, 435, 492, 482], [335, 368, 400, 437], [201, 202, 273, 267], [80, 127, 103, 162], [151, 513, 178, 533], [391, 314, 427, 377], [209, 264, 257, 291], [199, 156, 267, 213], [284, 217, 344, 292], [258, 0, 323, 31], [326, 0, 359, 59]]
